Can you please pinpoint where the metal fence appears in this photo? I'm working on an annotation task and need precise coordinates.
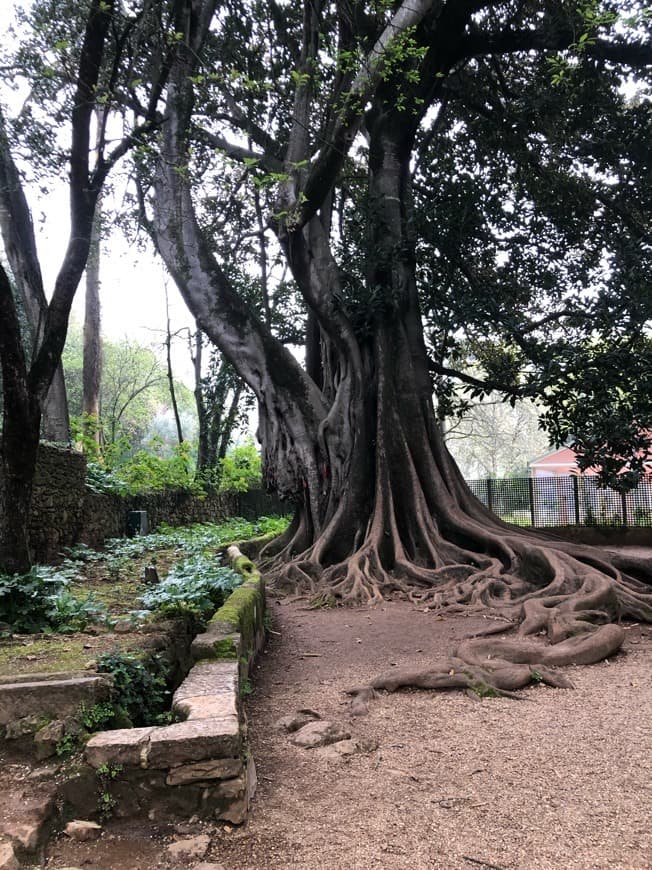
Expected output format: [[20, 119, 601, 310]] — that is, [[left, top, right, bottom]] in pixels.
[[466, 476, 652, 528]]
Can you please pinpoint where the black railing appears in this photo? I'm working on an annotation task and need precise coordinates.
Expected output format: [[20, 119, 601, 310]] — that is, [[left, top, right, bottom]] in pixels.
[[237, 476, 652, 529], [466, 476, 652, 528]]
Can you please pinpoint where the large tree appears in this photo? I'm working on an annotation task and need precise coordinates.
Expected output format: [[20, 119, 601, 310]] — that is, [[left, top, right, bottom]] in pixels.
[[138, 0, 652, 688]]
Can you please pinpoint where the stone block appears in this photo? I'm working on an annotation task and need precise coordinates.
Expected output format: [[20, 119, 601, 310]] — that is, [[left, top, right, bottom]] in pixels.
[[191, 630, 241, 662], [200, 757, 256, 825], [0, 675, 112, 726], [166, 759, 243, 786], [173, 662, 238, 704], [173, 695, 238, 721], [146, 717, 240, 768], [85, 727, 155, 769]]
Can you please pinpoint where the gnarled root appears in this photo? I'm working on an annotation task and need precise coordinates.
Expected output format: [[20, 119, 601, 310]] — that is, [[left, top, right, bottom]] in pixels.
[[347, 623, 625, 714]]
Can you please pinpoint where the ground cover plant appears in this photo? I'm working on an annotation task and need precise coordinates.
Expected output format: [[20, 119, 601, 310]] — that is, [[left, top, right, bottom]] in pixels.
[[0, 516, 288, 668]]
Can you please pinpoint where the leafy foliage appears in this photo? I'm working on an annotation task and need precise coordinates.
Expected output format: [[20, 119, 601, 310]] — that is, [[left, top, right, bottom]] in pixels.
[[138, 557, 242, 619], [96, 651, 170, 727], [0, 566, 107, 634], [62, 516, 288, 576], [212, 439, 262, 492], [1, 516, 287, 635], [63, 326, 197, 455], [409, 41, 652, 488], [100, 439, 201, 495]]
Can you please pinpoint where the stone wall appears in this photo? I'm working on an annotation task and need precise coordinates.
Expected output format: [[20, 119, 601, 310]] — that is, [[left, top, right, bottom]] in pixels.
[[81, 490, 240, 551], [28, 445, 87, 563], [0, 445, 281, 565], [82, 547, 265, 824]]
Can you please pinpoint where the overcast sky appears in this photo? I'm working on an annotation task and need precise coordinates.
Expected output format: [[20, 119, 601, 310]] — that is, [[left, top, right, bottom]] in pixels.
[[0, 0, 197, 385]]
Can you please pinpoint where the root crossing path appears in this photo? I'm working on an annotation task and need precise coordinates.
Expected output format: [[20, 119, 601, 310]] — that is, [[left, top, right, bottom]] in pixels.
[[42, 589, 652, 870]]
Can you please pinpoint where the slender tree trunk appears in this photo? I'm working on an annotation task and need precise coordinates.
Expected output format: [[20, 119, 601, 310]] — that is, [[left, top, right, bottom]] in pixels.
[[192, 329, 209, 471], [164, 282, 184, 444], [82, 199, 102, 446]]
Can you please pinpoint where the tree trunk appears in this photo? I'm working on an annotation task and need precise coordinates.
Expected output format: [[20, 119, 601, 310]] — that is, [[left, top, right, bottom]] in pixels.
[[0, 107, 70, 444], [82, 199, 103, 447], [164, 282, 184, 444], [0, 264, 40, 573], [0, 394, 40, 574]]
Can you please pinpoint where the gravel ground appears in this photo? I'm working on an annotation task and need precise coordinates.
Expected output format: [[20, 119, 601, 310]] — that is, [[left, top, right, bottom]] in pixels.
[[39, 543, 652, 870]]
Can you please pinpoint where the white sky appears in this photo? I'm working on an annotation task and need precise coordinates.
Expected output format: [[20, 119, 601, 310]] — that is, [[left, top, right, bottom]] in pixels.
[[0, 0, 197, 385]]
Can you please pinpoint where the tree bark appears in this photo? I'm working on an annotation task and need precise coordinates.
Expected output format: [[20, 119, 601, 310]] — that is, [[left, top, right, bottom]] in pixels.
[[164, 282, 184, 444], [82, 200, 103, 446], [0, 263, 40, 572], [0, 107, 70, 444]]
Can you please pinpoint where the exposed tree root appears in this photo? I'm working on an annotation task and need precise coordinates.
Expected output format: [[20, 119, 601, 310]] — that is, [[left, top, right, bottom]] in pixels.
[[347, 623, 626, 714], [263, 502, 652, 709], [259, 320, 652, 706]]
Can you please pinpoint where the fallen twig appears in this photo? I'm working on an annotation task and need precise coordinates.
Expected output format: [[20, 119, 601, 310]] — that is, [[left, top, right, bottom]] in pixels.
[[462, 856, 506, 870]]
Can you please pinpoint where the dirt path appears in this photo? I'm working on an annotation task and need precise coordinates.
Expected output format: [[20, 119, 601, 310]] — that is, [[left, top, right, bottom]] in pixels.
[[41, 595, 652, 870]]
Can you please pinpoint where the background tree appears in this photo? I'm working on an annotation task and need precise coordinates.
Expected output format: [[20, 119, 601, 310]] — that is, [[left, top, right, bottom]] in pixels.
[[81, 108, 106, 450], [192, 329, 253, 481], [0, 0, 177, 572], [63, 326, 194, 453], [444, 396, 549, 480]]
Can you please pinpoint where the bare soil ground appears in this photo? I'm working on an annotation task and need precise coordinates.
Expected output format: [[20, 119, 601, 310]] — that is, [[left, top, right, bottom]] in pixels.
[[37, 590, 651, 870]]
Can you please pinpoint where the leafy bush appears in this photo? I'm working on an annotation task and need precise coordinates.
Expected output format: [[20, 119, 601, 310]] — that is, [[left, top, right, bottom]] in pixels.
[[215, 439, 262, 492], [96, 652, 170, 727], [78, 701, 117, 732], [86, 438, 202, 496], [138, 556, 242, 619], [0, 566, 107, 634], [85, 462, 127, 495], [46, 587, 109, 633]]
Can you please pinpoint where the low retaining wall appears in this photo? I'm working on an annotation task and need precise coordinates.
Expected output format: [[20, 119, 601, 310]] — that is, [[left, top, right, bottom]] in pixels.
[[81, 489, 240, 552], [540, 526, 652, 547], [82, 548, 265, 824]]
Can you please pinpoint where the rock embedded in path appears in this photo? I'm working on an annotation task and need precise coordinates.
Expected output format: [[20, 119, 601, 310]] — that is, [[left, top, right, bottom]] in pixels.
[[167, 834, 211, 861], [275, 708, 321, 734], [317, 737, 380, 761], [289, 720, 351, 748], [64, 820, 102, 842], [0, 841, 19, 870]]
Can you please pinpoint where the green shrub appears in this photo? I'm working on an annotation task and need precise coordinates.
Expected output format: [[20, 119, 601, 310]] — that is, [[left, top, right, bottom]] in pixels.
[[138, 557, 242, 620], [0, 566, 107, 634], [87, 438, 202, 496], [96, 652, 170, 727], [216, 439, 262, 492]]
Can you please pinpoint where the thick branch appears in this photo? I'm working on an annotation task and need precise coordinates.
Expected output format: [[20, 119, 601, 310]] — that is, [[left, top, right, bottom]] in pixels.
[[461, 28, 652, 67]]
